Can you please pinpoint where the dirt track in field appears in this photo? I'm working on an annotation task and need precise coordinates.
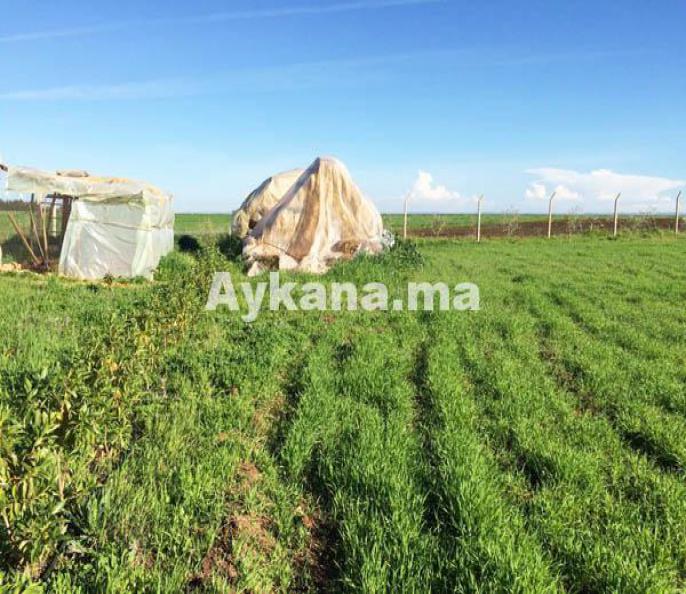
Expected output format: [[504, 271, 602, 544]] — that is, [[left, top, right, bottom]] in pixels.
[[405, 216, 679, 239]]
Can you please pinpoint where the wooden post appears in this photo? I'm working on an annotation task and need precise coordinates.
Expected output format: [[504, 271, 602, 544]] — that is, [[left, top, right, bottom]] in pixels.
[[28, 195, 46, 262], [37, 200, 49, 265], [547, 191, 556, 239], [613, 192, 621, 237], [60, 196, 72, 240], [675, 191, 682, 235], [7, 213, 40, 265], [476, 195, 484, 243], [49, 195, 58, 238], [403, 193, 409, 240]]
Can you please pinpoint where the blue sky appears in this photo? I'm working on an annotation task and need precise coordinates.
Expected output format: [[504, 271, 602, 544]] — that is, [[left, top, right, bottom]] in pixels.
[[1, 0, 685, 213]]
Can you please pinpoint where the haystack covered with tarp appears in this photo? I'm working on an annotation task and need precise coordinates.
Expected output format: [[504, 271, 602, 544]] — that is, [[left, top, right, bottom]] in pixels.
[[232, 168, 304, 238], [243, 156, 384, 275], [3, 165, 174, 280]]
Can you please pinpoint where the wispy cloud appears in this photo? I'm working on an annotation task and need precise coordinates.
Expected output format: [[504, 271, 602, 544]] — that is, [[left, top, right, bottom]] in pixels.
[[0, 46, 645, 102], [0, 79, 196, 101], [490, 48, 652, 67], [0, 0, 442, 43], [0, 50, 452, 101], [525, 167, 685, 212]]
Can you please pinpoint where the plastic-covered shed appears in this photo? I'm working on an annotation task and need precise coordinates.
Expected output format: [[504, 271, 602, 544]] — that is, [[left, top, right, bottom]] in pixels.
[[3, 165, 174, 280]]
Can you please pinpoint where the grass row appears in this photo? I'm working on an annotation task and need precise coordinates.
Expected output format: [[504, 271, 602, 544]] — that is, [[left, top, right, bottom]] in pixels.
[[50, 313, 312, 592], [420, 313, 561, 593], [281, 318, 438, 592], [449, 304, 684, 592], [526, 288, 686, 473]]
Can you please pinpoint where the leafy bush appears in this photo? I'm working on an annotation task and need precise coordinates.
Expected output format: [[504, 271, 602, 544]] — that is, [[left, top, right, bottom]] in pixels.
[[382, 238, 425, 269], [176, 234, 201, 253]]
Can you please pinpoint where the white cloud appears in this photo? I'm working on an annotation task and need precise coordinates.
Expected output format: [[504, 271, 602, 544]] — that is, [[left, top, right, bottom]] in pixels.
[[526, 182, 580, 201], [524, 181, 546, 200], [409, 170, 460, 201], [525, 167, 684, 211], [552, 185, 581, 201]]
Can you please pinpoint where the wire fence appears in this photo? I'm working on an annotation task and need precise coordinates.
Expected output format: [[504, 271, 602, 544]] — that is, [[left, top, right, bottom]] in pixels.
[[391, 212, 683, 241], [398, 191, 683, 241]]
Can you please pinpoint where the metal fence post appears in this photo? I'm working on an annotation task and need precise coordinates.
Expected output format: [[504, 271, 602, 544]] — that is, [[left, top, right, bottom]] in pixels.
[[675, 191, 682, 235], [547, 191, 556, 238], [476, 195, 484, 243]]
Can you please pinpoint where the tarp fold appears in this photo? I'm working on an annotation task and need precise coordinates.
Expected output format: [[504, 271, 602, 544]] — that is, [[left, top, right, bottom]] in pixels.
[[243, 157, 384, 274]]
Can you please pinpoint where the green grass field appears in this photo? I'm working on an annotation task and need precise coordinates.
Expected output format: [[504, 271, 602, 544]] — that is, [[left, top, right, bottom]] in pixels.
[[1, 230, 685, 592], [174, 213, 232, 236], [0, 212, 30, 245]]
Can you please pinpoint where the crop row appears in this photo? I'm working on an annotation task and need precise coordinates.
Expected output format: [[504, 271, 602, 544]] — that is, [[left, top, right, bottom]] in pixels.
[[281, 315, 438, 592], [420, 313, 561, 593], [446, 286, 686, 592], [525, 286, 686, 473], [49, 311, 313, 592]]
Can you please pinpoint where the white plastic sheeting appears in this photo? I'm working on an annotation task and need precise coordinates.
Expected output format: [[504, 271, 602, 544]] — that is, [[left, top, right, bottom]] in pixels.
[[231, 168, 304, 238], [5, 165, 174, 280], [243, 156, 384, 275]]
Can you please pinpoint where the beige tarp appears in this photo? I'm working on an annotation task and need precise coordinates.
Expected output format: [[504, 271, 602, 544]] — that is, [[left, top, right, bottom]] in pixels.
[[243, 156, 384, 275], [4, 165, 174, 280], [231, 168, 304, 238]]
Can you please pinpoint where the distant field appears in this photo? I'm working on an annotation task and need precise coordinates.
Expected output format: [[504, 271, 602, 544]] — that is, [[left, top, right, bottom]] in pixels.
[[3, 210, 674, 242], [175, 213, 231, 236], [382, 212, 548, 230], [176, 211, 677, 239], [1, 210, 679, 266], [173, 212, 550, 236]]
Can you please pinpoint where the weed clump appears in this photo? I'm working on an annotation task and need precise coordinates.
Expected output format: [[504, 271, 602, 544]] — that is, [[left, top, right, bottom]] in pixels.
[[381, 239, 425, 269]]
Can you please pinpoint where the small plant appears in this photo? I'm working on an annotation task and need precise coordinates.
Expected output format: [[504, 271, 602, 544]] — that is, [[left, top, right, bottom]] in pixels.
[[383, 238, 425, 268], [566, 207, 583, 236], [430, 216, 447, 237], [503, 209, 520, 237], [629, 209, 659, 233]]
